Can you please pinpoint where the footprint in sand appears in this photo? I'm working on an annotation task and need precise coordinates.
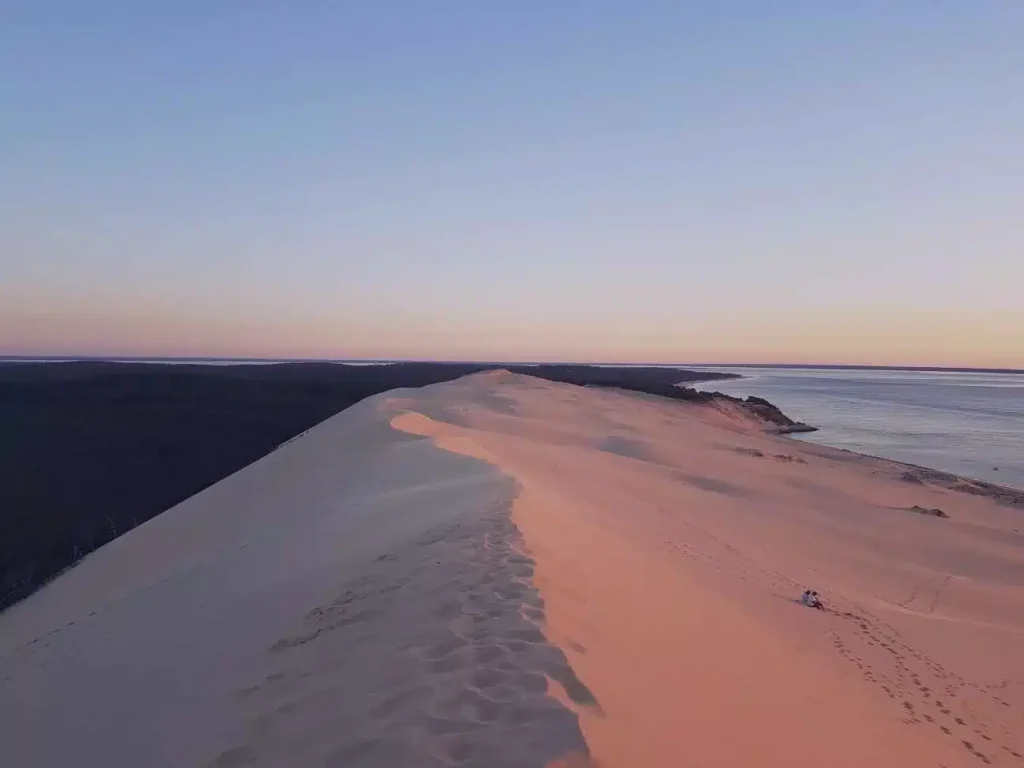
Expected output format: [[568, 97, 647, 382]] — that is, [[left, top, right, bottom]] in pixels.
[[369, 685, 434, 719], [423, 637, 469, 660], [515, 672, 549, 695], [471, 668, 507, 690]]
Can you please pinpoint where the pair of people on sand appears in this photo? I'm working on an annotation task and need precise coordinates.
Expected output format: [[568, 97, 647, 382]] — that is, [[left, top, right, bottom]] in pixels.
[[801, 589, 823, 609]]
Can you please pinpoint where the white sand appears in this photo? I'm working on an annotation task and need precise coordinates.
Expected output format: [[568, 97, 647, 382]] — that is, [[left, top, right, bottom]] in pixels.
[[2, 372, 1022, 767]]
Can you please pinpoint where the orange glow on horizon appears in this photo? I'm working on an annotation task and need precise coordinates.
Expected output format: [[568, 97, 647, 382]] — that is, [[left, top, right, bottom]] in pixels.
[[2, 302, 1021, 370]]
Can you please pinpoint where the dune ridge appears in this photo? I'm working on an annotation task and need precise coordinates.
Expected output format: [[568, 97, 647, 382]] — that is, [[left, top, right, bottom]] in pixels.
[[1, 371, 1021, 767]]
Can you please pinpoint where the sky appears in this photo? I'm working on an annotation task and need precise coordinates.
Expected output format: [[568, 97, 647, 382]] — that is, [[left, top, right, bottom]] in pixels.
[[2, 2, 1022, 367]]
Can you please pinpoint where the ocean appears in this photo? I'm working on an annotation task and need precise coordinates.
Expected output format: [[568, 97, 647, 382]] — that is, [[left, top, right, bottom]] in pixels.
[[690, 367, 1024, 491]]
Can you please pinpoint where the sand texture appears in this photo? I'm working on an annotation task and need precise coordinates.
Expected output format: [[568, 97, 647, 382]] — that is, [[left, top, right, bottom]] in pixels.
[[2, 371, 1022, 767]]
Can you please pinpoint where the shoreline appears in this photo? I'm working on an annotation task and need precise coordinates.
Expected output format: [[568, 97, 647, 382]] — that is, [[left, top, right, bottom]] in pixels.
[[763, 409, 1024, 502], [577, 370, 1022, 503], [787, 435, 1024, 496], [691, 371, 1024, 495], [797, 442, 1024, 505], [670, 381, 1022, 504]]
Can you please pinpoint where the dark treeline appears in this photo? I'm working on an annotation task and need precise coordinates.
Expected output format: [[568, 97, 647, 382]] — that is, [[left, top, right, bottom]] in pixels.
[[0, 361, 740, 611]]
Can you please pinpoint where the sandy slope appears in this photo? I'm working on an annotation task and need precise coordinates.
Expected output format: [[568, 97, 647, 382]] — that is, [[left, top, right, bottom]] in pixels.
[[2, 372, 1022, 767]]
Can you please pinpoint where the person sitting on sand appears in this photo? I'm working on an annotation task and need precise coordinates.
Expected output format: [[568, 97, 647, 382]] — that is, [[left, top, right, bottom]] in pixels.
[[800, 589, 824, 609]]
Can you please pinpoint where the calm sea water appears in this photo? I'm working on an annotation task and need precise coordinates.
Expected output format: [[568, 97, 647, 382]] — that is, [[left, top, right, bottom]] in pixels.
[[690, 367, 1024, 490]]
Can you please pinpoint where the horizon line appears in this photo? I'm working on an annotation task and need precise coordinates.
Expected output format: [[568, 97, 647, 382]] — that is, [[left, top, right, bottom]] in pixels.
[[2, 355, 1022, 375]]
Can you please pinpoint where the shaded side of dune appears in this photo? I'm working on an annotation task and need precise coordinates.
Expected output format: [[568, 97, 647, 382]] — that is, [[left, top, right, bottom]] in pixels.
[[213, 485, 594, 768]]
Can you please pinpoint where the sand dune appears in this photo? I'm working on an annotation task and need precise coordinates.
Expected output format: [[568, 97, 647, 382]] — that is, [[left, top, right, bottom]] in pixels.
[[2, 372, 1021, 766]]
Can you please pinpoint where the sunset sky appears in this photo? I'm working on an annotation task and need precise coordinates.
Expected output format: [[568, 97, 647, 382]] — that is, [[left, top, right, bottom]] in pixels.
[[3, 3, 1022, 367]]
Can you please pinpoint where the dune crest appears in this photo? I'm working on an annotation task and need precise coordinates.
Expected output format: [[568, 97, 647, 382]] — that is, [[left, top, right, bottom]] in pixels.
[[2, 372, 1021, 767]]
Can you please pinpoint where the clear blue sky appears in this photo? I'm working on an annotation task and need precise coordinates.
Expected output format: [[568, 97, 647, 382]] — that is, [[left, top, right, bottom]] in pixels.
[[3, 2, 1022, 366]]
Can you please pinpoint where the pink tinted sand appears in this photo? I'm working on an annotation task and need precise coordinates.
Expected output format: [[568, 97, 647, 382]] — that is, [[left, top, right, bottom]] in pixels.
[[393, 371, 1024, 767]]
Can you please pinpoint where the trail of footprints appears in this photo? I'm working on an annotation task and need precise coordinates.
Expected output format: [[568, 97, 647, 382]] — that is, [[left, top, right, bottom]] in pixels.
[[655, 515, 1023, 765], [829, 609, 1023, 765], [213, 499, 597, 768]]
